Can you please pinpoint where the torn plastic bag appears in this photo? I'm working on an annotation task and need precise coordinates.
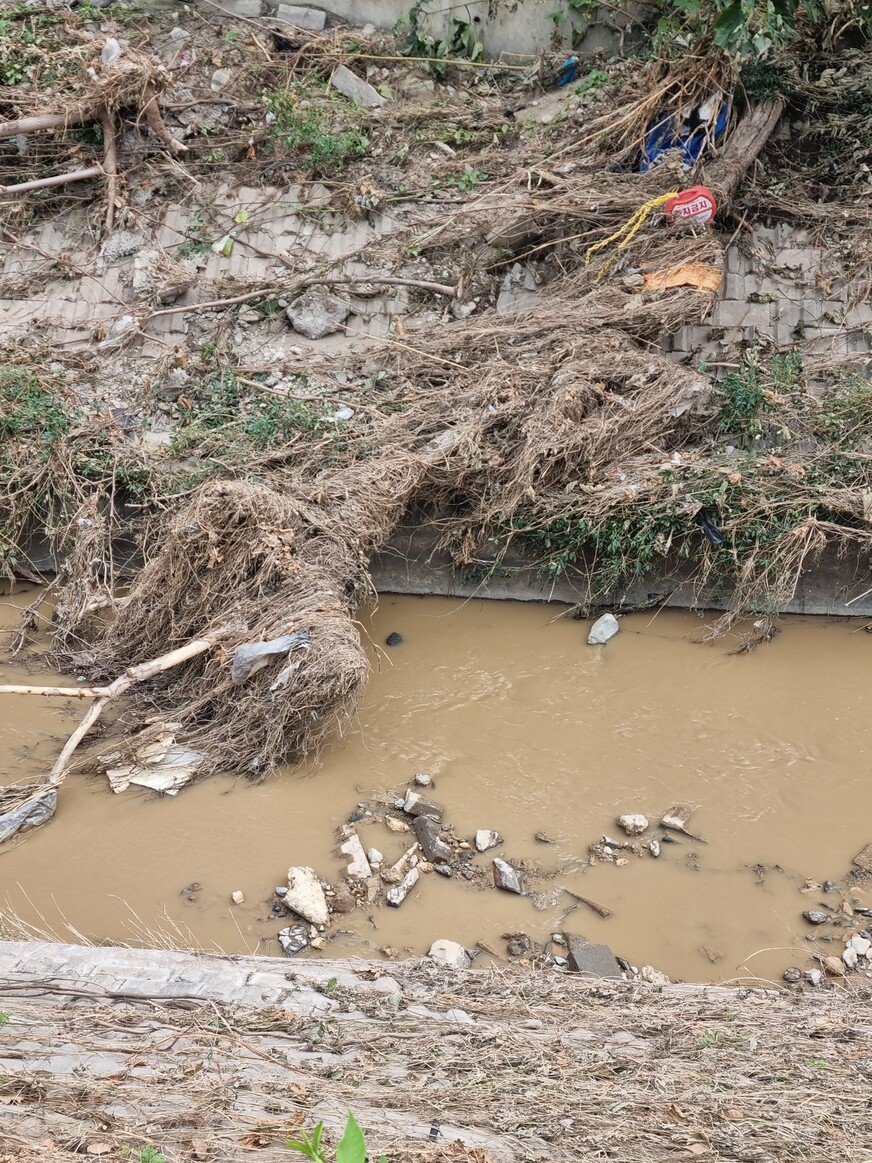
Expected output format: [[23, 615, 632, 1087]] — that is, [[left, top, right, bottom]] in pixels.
[[0, 786, 57, 844], [231, 629, 310, 685], [639, 95, 729, 172]]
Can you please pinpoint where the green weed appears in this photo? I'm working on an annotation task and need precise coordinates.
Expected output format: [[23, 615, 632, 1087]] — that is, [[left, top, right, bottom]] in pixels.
[[574, 68, 608, 96], [264, 87, 368, 174], [696, 1030, 722, 1049], [0, 1013, 9, 1027], [286, 1112, 387, 1163]]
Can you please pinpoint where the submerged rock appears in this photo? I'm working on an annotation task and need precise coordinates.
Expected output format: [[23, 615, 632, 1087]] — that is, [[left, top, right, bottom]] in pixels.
[[385, 632, 403, 647], [475, 829, 503, 853], [386, 867, 420, 907], [492, 857, 525, 894], [414, 816, 451, 863], [617, 814, 648, 836], [428, 939, 472, 969], [286, 867, 329, 925], [660, 804, 694, 834], [566, 935, 622, 978], [803, 910, 829, 925], [278, 922, 309, 957], [414, 773, 432, 787], [783, 967, 802, 983], [403, 790, 443, 820], [340, 834, 372, 880], [852, 843, 872, 874], [587, 613, 619, 645]]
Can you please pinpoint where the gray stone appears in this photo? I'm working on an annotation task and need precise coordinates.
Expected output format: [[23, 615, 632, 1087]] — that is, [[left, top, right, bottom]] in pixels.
[[224, 0, 263, 14], [278, 922, 308, 957], [587, 613, 619, 645], [366, 847, 384, 867], [329, 64, 386, 109], [103, 231, 145, 262], [803, 911, 830, 925], [414, 816, 451, 864], [230, 890, 245, 905], [804, 968, 823, 986], [492, 858, 524, 894], [275, 4, 326, 30], [285, 866, 329, 925], [849, 935, 871, 957], [783, 967, 802, 983], [852, 843, 872, 874], [286, 287, 350, 339], [414, 773, 432, 787], [474, 829, 502, 853], [403, 790, 443, 820], [639, 965, 670, 985], [566, 936, 622, 978], [660, 804, 693, 834], [842, 946, 859, 970], [646, 839, 661, 858], [340, 834, 371, 880], [386, 866, 420, 908], [428, 939, 471, 969], [169, 27, 190, 40], [210, 68, 233, 93], [617, 814, 648, 836], [275, 885, 288, 896], [434, 864, 453, 878]]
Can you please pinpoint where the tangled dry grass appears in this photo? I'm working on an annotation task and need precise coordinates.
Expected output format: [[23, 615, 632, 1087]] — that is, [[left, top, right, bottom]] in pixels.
[[1, 947, 871, 1163]]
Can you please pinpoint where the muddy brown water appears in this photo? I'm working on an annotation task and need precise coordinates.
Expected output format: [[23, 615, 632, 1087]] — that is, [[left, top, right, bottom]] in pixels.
[[1, 587, 871, 983]]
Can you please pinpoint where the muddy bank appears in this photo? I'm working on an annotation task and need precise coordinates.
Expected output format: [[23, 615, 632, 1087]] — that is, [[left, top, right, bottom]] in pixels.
[[3, 591, 872, 985], [1, 940, 870, 1163]]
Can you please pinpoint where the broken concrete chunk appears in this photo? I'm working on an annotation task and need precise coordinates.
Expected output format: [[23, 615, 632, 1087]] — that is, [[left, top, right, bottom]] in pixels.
[[566, 935, 622, 978], [587, 613, 619, 645], [492, 857, 525, 894], [386, 866, 420, 907], [275, 3, 326, 29], [285, 866, 329, 925], [230, 890, 245, 905], [852, 843, 872, 874], [329, 64, 386, 108], [278, 922, 309, 957], [475, 829, 503, 853], [617, 814, 648, 836], [428, 939, 472, 969], [286, 287, 350, 339], [210, 67, 233, 92], [402, 790, 444, 820], [660, 804, 693, 833], [340, 834, 372, 880], [414, 815, 451, 863], [639, 965, 670, 985]]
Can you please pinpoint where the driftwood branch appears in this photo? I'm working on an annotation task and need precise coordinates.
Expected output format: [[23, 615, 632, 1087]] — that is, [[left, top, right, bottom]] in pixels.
[[99, 105, 118, 234], [142, 83, 188, 153], [0, 166, 102, 195], [705, 99, 785, 206], [0, 109, 92, 138]]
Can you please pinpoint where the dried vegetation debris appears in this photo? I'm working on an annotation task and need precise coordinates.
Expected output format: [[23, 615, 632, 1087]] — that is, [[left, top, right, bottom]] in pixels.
[[0, 2, 871, 798], [1, 952, 871, 1163]]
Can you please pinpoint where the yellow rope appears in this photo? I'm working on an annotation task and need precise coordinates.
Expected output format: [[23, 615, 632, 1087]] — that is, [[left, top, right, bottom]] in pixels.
[[584, 191, 678, 281]]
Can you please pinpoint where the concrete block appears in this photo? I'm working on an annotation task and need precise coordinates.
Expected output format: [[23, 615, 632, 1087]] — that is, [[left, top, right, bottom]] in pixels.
[[710, 301, 771, 330], [725, 246, 749, 275], [223, 0, 263, 13], [772, 248, 822, 272], [276, 4, 326, 30], [329, 64, 385, 108], [724, 273, 745, 300]]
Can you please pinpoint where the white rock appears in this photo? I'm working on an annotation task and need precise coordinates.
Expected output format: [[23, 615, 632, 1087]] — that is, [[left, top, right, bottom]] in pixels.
[[230, 890, 245, 905], [617, 813, 648, 836], [286, 287, 350, 339], [414, 773, 432, 787], [475, 829, 503, 853], [843, 946, 859, 970], [169, 27, 190, 40], [428, 939, 472, 969], [587, 613, 619, 645], [211, 67, 233, 92], [275, 4, 326, 30], [803, 968, 823, 986], [329, 64, 385, 108], [849, 935, 872, 957], [646, 838, 661, 858], [640, 965, 670, 986], [285, 866, 329, 925], [366, 847, 384, 867], [340, 834, 372, 880]]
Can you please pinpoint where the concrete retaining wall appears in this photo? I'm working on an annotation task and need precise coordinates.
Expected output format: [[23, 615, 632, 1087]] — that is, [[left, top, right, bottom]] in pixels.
[[214, 0, 641, 59]]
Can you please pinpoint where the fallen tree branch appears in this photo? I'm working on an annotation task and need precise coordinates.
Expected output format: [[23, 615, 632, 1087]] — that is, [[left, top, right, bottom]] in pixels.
[[0, 110, 92, 138], [0, 166, 102, 195], [99, 104, 118, 234], [142, 82, 189, 153], [0, 630, 229, 844], [704, 99, 786, 205]]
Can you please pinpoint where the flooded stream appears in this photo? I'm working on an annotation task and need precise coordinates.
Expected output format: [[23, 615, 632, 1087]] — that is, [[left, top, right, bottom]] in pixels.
[[2, 588, 871, 983]]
